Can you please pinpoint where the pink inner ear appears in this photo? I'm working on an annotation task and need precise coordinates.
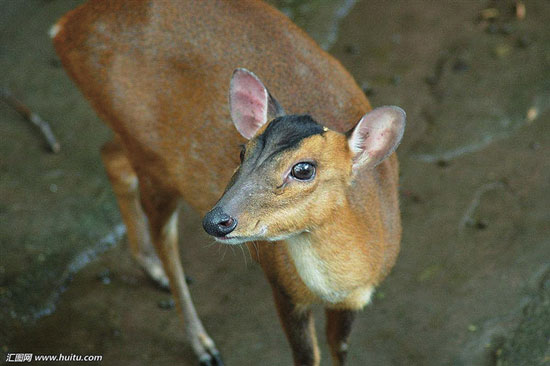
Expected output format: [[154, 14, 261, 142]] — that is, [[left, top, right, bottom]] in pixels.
[[230, 70, 269, 140], [349, 106, 406, 169]]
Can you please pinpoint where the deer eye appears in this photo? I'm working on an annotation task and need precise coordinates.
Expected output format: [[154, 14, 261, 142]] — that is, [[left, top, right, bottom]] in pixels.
[[291, 162, 316, 181], [239, 145, 246, 162]]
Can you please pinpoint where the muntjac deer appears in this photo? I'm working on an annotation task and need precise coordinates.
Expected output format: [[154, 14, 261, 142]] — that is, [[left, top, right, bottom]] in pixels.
[[52, 0, 405, 365]]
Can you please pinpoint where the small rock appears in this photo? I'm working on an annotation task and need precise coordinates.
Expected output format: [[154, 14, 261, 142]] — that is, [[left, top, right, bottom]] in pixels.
[[493, 44, 512, 58], [49, 58, 62, 68], [486, 23, 499, 34], [480, 8, 499, 20], [526, 106, 538, 122], [158, 298, 175, 310], [453, 58, 470, 72], [343, 44, 358, 55], [436, 160, 450, 168], [361, 81, 375, 97], [96, 269, 112, 285], [391, 75, 402, 86], [516, 36, 532, 49], [185, 274, 194, 285], [425, 75, 438, 86], [402, 190, 423, 204], [515, 2, 526, 20], [391, 34, 401, 45], [410, 194, 423, 204], [417, 264, 441, 282], [499, 23, 514, 36], [475, 220, 488, 230], [529, 142, 540, 150]]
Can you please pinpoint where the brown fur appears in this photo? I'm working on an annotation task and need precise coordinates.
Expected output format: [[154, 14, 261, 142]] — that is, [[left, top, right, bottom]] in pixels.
[[239, 131, 400, 310], [52, 1, 401, 365]]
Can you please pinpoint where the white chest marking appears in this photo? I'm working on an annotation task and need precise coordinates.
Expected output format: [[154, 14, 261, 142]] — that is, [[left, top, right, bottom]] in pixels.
[[286, 234, 347, 303]]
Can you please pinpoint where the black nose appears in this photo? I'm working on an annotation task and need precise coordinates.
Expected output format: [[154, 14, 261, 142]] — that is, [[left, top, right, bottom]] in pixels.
[[202, 207, 238, 237]]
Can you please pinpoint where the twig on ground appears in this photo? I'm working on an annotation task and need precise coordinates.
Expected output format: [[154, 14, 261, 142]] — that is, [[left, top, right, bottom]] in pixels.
[[458, 181, 504, 232], [0, 87, 61, 153]]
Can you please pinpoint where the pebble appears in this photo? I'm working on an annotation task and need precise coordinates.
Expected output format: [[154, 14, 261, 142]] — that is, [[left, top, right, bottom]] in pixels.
[[493, 44, 512, 58], [499, 23, 514, 36], [343, 44, 358, 55], [453, 58, 469, 72], [516, 36, 532, 49], [425, 75, 438, 86], [486, 23, 499, 34], [158, 298, 175, 310], [391, 75, 402, 86], [475, 220, 488, 230], [185, 274, 194, 285], [436, 160, 450, 168], [526, 107, 538, 122], [361, 81, 375, 97], [391, 34, 401, 45], [480, 8, 499, 20], [96, 269, 112, 285], [516, 2, 526, 20], [49, 58, 62, 68], [402, 190, 423, 204]]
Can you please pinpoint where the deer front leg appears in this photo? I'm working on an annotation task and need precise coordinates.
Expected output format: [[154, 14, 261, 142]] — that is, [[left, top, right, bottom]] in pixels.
[[139, 184, 222, 366], [270, 284, 320, 366], [325, 308, 356, 366]]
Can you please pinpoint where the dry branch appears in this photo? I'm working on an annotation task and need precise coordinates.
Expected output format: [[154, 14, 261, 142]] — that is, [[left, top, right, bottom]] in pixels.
[[1, 87, 60, 153]]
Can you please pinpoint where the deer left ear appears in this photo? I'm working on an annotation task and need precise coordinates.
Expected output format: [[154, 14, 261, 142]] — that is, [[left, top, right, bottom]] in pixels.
[[348, 106, 406, 171], [229, 68, 285, 140]]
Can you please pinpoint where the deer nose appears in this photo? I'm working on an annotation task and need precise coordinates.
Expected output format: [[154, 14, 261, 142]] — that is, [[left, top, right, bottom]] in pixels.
[[202, 207, 238, 237]]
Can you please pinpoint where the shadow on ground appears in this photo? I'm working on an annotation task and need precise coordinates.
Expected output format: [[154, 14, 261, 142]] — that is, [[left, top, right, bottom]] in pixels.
[[1, 0, 549, 365]]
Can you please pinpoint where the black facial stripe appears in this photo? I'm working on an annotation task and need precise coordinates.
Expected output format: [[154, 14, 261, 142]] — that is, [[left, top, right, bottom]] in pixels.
[[224, 115, 325, 202], [227, 115, 325, 193], [259, 115, 325, 154], [243, 114, 325, 172]]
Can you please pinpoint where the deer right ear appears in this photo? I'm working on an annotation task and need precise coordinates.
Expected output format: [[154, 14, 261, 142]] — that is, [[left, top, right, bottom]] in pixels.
[[229, 68, 284, 140], [348, 106, 406, 172]]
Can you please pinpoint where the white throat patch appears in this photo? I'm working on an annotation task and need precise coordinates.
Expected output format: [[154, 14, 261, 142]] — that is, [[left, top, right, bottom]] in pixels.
[[286, 234, 347, 303]]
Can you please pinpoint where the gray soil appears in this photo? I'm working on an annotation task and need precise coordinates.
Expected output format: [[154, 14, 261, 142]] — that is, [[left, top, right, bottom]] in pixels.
[[1, 0, 549, 365]]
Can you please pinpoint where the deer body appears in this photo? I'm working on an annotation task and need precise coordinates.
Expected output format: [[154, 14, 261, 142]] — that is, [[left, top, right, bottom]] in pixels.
[[53, 0, 404, 365]]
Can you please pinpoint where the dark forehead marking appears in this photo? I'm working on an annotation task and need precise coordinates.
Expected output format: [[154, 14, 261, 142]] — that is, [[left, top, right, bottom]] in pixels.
[[256, 114, 325, 157], [226, 115, 325, 193]]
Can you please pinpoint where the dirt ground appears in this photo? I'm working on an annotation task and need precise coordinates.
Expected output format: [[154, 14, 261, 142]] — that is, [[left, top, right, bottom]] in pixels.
[[1, 0, 549, 365]]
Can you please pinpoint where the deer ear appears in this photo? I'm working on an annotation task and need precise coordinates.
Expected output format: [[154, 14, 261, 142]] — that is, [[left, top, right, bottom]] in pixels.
[[229, 68, 284, 140], [348, 106, 406, 171]]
